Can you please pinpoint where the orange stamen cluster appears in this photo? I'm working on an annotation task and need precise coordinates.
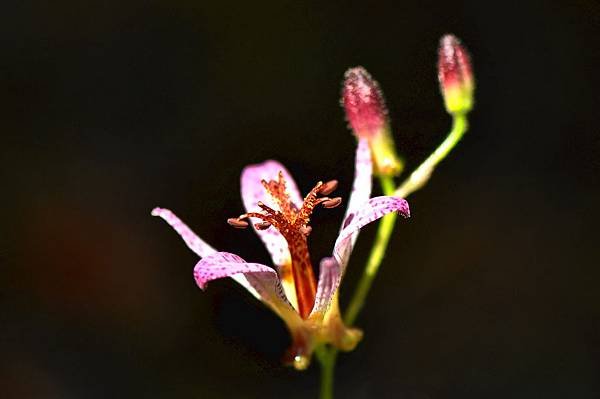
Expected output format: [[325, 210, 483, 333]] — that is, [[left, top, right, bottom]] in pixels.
[[227, 172, 341, 319]]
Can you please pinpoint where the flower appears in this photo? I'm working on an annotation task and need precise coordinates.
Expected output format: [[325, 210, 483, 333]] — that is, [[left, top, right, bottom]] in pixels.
[[342, 67, 403, 176], [438, 34, 474, 115], [152, 139, 410, 370]]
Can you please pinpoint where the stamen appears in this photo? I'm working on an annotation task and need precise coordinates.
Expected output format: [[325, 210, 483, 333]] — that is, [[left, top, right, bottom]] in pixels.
[[321, 197, 343, 209], [239, 212, 280, 229], [319, 180, 338, 196], [257, 201, 279, 216], [315, 197, 331, 205], [296, 181, 324, 226], [227, 218, 249, 228], [255, 221, 272, 230]]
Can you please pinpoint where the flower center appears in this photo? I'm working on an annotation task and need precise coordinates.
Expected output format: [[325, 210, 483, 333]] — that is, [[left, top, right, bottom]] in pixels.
[[228, 172, 341, 319]]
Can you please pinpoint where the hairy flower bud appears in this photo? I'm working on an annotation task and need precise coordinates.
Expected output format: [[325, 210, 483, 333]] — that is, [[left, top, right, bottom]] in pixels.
[[438, 34, 474, 115], [342, 67, 403, 176], [342, 67, 387, 136]]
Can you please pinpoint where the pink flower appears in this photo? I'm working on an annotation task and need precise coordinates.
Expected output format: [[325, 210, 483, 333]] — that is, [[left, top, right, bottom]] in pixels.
[[152, 139, 410, 369]]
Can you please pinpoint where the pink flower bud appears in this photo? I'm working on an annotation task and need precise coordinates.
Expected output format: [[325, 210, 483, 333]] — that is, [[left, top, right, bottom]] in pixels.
[[438, 34, 474, 114], [342, 67, 388, 137], [342, 67, 403, 176]]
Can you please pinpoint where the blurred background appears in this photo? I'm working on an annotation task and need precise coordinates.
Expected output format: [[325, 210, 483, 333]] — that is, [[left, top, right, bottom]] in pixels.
[[2, 0, 600, 398]]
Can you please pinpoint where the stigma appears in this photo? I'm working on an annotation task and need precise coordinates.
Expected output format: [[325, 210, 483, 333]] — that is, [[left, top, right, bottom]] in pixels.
[[227, 172, 341, 319]]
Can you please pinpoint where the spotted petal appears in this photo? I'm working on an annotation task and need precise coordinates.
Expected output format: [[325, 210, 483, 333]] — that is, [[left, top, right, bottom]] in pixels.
[[310, 257, 340, 316], [335, 196, 410, 268], [195, 252, 301, 322], [309, 139, 374, 317], [310, 196, 410, 316], [343, 138, 373, 222], [152, 207, 265, 302], [334, 137, 373, 275], [152, 207, 217, 258]]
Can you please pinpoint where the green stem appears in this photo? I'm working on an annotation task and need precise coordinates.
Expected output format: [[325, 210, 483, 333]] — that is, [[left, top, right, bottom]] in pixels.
[[395, 113, 468, 198], [316, 113, 469, 399], [316, 346, 337, 399], [344, 113, 469, 326], [344, 175, 397, 326]]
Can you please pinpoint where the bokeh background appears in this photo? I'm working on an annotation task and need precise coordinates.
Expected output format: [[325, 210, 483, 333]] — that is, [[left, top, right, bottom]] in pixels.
[[3, 0, 600, 398]]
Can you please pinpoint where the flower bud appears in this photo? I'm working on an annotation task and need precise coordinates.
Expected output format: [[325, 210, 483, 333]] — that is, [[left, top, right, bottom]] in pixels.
[[342, 67, 403, 176], [438, 34, 474, 115]]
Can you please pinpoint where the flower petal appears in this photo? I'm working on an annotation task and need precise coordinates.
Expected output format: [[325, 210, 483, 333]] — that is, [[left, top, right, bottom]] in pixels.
[[152, 207, 264, 302], [151, 207, 216, 258], [311, 197, 409, 320], [309, 139, 375, 317], [310, 257, 341, 317], [194, 251, 300, 319], [321, 296, 363, 352], [335, 196, 410, 268], [335, 138, 372, 266], [343, 138, 373, 228]]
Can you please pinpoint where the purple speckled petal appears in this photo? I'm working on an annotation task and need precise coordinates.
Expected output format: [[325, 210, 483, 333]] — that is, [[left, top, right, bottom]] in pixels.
[[309, 139, 375, 316], [343, 138, 373, 223], [240, 160, 303, 268], [335, 138, 373, 265], [312, 197, 409, 316], [194, 252, 299, 318], [152, 207, 265, 302], [335, 196, 410, 268], [309, 257, 341, 316], [151, 207, 216, 258]]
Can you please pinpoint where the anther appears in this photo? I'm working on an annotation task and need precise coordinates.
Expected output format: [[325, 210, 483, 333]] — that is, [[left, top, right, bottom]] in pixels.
[[257, 203, 278, 216], [319, 180, 338, 196], [255, 221, 272, 230], [299, 226, 312, 236], [321, 197, 343, 209], [227, 218, 249, 228]]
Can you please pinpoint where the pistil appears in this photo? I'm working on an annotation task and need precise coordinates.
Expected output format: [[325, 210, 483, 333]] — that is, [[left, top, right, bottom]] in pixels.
[[228, 173, 342, 319]]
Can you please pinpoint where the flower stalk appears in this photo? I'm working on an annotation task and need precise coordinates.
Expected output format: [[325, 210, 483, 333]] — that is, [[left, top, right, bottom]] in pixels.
[[344, 175, 397, 326], [317, 33, 474, 398], [317, 113, 470, 398], [394, 113, 468, 198], [315, 346, 336, 399]]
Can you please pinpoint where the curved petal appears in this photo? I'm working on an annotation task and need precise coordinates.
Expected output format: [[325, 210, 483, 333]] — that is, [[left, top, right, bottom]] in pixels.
[[194, 252, 301, 320], [343, 138, 373, 225], [240, 160, 303, 309], [151, 207, 216, 258], [152, 207, 264, 302], [310, 257, 341, 317], [311, 196, 410, 317], [309, 140, 376, 317], [334, 137, 372, 270], [335, 196, 410, 268], [321, 295, 363, 352]]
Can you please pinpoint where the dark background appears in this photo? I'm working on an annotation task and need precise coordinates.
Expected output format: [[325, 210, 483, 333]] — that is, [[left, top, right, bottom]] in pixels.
[[2, 0, 600, 398]]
